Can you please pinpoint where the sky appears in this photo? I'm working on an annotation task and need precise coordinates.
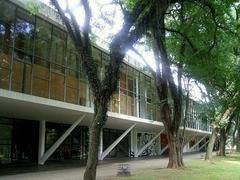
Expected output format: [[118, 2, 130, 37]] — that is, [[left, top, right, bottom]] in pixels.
[[38, 0, 208, 102]]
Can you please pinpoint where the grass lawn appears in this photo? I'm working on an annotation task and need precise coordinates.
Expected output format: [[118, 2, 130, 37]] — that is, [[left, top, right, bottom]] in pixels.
[[111, 153, 240, 180]]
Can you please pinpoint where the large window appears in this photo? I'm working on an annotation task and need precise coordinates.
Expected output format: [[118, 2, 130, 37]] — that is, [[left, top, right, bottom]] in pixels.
[[66, 39, 79, 104], [12, 9, 34, 93], [32, 18, 52, 98], [51, 26, 66, 72], [35, 18, 51, 63], [139, 73, 147, 118], [127, 67, 137, 116], [0, 1, 15, 90], [120, 64, 127, 114], [50, 27, 66, 101]]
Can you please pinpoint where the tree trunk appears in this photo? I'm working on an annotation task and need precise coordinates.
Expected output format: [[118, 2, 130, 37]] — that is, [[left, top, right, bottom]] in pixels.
[[167, 131, 179, 168], [177, 78, 190, 167], [205, 127, 217, 160], [236, 124, 240, 152], [84, 104, 107, 180], [219, 128, 226, 156], [177, 135, 184, 167], [232, 118, 238, 149]]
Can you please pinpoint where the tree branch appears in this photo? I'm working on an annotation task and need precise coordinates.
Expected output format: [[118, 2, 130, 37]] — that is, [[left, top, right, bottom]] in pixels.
[[51, 0, 79, 47], [65, 0, 83, 47], [164, 27, 197, 53]]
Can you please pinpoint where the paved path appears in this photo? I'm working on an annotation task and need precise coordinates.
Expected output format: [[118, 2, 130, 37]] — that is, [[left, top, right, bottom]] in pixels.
[[0, 153, 206, 180]]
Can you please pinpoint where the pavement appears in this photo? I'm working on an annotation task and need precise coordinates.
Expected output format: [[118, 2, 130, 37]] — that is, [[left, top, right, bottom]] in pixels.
[[0, 152, 207, 180]]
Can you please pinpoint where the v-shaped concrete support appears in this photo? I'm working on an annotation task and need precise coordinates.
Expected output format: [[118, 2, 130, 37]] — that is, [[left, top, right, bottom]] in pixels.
[[99, 124, 136, 160], [189, 135, 207, 152], [199, 140, 209, 151], [136, 129, 164, 157], [38, 115, 86, 165]]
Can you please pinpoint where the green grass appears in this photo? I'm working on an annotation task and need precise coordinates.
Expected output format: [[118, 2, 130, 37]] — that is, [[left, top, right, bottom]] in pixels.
[[111, 153, 240, 180]]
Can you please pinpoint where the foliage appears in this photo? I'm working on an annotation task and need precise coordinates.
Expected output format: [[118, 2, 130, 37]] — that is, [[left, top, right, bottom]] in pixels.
[[26, 1, 41, 15]]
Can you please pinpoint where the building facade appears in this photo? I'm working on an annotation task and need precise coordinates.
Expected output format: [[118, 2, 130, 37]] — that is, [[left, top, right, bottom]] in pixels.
[[0, 0, 211, 166]]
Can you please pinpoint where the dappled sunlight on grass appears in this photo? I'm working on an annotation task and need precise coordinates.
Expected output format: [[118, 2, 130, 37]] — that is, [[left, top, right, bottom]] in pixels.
[[110, 153, 240, 180]]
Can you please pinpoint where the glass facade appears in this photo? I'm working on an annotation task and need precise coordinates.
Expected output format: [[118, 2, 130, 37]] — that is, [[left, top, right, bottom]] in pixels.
[[0, 0, 162, 122]]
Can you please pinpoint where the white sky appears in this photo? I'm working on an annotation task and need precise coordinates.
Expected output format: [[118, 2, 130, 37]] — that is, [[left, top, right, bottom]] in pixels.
[[39, 0, 208, 102]]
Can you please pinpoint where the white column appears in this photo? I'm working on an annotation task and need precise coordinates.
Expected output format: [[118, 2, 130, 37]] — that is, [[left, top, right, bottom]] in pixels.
[[131, 131, 138, 157], [38, 120, 46, 164], [136, 77, 139, 117], [39, 115, 86, 165], [98, 129, 103, 159], [100, 124, 136, 160]]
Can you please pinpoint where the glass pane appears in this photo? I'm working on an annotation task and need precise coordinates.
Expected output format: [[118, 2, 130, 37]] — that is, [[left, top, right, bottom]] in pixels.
[[146, 103, 152, 119], [120, 65, 127, 89], [139, 97, 146, 118], [67, 49, 79, 70], [51, 72, 64, 101], [120, 89, 127, 114], [11, 61, 31, 93], [67, 70, 78, 88], [111, 93, 119, 113], [66, 87, 78, 104], [127, 92, 135, 116], [0, 124, 12, 144], [79, 81, 86, 106], [35, 18, 51, 62], [32, 78, 49, 98], [0, 1, 15, 50], [34, 63, 49, 79], [0, 124, 12, 164], [51, 27, 66, 72], [0, 49, 11, 68], [0, 67, 9, 89], [11, 61, 23, 92], [15, 17, 34, 61]]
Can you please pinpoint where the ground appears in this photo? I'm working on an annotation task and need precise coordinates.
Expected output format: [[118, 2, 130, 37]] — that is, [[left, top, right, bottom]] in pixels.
[[112, 153, 240, 180], [0, 153, 239, 180]]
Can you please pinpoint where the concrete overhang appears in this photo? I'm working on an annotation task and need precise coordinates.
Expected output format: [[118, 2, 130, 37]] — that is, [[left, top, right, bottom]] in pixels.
[[0, 89, 210, 135], [0, 89, 163, 133]]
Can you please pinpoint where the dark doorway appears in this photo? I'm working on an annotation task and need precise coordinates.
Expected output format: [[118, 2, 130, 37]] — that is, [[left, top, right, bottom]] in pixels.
[[11, 120, 39, 163]]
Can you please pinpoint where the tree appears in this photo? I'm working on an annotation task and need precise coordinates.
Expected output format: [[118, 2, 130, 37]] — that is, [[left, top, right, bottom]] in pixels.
[[50, 0, 153, 179], [143, 0, 239, 166], [176, 0, 240, 160], [145, 0, 224, 168]]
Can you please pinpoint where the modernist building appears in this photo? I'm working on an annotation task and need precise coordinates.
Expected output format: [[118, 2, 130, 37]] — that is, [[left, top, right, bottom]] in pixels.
[[0, 0, 211, 166]]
